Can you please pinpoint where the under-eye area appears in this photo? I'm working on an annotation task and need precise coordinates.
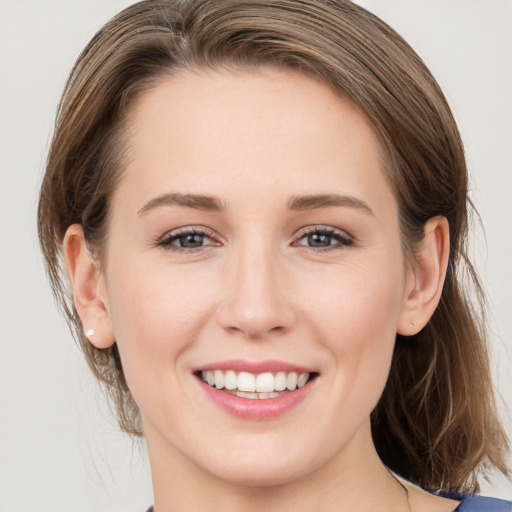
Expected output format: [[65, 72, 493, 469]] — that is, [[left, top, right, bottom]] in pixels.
[[196, 370, 320, 400]]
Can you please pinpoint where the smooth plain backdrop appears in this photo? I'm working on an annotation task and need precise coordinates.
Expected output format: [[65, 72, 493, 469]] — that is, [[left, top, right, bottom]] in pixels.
[[0, 1, 511, 511]]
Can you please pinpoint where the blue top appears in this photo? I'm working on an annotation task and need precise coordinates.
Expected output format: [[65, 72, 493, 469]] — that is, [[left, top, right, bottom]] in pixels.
[[145, 495, 512, 511], [453, 494, 512, 511]]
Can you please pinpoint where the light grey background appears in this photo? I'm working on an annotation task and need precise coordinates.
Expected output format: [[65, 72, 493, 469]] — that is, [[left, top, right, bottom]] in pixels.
[[0, 1, 510, 510]]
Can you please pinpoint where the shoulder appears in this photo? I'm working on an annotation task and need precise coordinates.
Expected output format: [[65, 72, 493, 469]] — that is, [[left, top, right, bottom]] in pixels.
[[431, 490, 511, 512], [454, 494, 512, 512]]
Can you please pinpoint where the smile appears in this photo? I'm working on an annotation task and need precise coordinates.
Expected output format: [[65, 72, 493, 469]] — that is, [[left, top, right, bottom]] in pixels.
[[194, 361, 318, 420], [200, 370, 312, 399]]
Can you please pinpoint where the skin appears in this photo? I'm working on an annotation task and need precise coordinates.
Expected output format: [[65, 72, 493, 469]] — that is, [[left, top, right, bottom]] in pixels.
[[65, 67, 457, 511]]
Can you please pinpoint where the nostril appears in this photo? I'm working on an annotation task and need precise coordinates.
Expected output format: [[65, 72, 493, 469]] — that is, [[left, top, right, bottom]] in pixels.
[[215, 281, 296, 340], [222, 323, 289, 341]]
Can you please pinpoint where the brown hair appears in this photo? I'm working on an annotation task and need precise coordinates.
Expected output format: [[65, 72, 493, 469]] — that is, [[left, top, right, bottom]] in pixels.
[[37, 0, 509, 492]]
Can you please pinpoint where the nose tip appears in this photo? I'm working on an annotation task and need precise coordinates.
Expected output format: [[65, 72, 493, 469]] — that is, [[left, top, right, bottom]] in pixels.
[[221, 309, 291, 340], [216, 253, 295, 340]]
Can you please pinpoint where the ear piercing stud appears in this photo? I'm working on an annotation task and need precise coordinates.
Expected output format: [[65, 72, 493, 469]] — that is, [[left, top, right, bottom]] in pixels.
[[85, 328, 95, 337]]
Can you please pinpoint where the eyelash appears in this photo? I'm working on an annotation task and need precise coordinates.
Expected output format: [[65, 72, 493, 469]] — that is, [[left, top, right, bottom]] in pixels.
[[156, 227, 219, 253], [156, 226, 354, 254], [293, 226, 355, 252]]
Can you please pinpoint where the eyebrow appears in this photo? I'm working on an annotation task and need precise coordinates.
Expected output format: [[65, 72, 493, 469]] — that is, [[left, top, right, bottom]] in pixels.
[[287, 194, 374, 215], [138, 192, 373, 216], [138, 193, 225, 215]]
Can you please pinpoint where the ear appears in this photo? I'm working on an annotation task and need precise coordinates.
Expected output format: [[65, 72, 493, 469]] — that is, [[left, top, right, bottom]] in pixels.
[[63, 224, 115, 349], [397, 216, 450, 336]]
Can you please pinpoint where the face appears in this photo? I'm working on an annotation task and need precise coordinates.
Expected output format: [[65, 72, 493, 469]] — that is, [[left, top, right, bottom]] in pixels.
[[100, 67, 414, 485]]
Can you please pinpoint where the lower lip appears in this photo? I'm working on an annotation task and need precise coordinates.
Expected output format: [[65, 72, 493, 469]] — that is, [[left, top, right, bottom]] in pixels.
[[196, 377, 316, 420]]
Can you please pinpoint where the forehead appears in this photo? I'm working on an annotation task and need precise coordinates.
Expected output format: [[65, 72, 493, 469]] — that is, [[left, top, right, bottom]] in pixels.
[[127, 66, 376, 157], [114, 67, 396, 217]]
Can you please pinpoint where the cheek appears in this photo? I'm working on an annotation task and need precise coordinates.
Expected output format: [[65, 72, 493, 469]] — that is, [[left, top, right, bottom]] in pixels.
[[305, 259, 405, 398], [104, 262, 217, 386], [307, 258, 405, 342]]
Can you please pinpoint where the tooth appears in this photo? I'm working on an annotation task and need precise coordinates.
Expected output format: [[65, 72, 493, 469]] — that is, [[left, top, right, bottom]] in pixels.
[[286, 371, 298, 390], [256, 372, 275, 392], [225, 389, 282, 400], [224, 370, 237, 390], [202, 369, 311, 394], [237, 390, 258, 399], [238, 372, 256, 392], [297, 373, 309, 388], [214, 370, 224, 389], [274, 372, 287, 391]]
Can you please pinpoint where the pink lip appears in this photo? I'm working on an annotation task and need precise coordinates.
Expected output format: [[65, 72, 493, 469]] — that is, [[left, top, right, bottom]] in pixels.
[[193, 359, 315, 374], [193, 360, 318, 421]]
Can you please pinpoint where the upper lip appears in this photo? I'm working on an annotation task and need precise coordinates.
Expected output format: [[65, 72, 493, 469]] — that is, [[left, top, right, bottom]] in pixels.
[[193, 359, 317, 375]]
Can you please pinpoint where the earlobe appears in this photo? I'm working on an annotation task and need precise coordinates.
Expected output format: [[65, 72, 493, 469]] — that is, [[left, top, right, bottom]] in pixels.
[[63, 224, 115, 349], [397, 216, 450, 336]]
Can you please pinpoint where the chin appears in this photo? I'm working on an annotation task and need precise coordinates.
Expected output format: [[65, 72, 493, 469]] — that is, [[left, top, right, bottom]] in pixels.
[[196, 436, 324, 488], [212, 461, 311, 488]]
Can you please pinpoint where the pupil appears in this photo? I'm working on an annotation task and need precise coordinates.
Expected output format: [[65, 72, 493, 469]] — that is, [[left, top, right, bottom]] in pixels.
[[180, 234, 203, 248], [308, 233, 331, 247]]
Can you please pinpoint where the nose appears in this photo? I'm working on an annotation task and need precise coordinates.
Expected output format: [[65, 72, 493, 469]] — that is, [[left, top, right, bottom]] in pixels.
[[216, 243, 296, 340]]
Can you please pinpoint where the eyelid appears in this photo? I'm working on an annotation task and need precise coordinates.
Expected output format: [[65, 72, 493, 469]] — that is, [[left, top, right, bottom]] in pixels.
[[155, 226, 221, 252], [153, 224, 355, 254], [292, 225, 355, 251], [294, 225, 352, 239]]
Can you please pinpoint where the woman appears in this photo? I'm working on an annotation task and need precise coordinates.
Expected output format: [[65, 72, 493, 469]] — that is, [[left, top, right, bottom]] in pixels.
[[37, 0, 511, 510]]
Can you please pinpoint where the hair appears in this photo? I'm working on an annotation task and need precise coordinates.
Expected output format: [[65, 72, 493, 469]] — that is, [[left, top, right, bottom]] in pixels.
[[38, 0, 509, 493]]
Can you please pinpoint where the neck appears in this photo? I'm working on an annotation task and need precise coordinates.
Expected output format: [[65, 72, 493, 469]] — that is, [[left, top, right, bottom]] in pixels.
[[146, 420, 409, 512]]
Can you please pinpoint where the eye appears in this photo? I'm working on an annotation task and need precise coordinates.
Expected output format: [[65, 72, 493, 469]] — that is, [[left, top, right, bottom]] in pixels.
[[294, 226, 354, 251], [156, 227, 219, 252]]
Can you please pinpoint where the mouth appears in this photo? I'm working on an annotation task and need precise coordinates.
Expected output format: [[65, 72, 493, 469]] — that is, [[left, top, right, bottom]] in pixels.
[[193, 361, 319, 419], [196, 369, 317, 400]]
